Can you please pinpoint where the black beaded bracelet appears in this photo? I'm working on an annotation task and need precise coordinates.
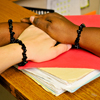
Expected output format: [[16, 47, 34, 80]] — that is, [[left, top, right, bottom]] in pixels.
[[8, 19, 27, 66], [8, 19, 15, 43], [14, 39, 28, 66], [74, 23, 85, 49]]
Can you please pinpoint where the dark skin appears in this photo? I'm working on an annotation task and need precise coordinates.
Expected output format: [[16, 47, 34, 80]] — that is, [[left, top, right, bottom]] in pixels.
[[21, 13, 100, 57], [0, 22, 29, 46]]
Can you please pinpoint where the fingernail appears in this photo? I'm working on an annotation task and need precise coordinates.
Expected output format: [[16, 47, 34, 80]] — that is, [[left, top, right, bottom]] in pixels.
[[67, 44, 72, 50], [30, 16, 35, 22]]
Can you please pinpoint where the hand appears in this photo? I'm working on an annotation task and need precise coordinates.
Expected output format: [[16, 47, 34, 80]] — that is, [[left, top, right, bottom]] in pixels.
[[21, 13, 78, 44], [18, 25, 72, 62]]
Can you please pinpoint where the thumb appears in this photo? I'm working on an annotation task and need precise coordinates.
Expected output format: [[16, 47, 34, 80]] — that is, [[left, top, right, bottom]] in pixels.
[[21, 18, 32, 24], [30, 16, 51, 33], [30, 16, 35, 23], [49, 44, 72, 59], [55, 44, 72, 53]]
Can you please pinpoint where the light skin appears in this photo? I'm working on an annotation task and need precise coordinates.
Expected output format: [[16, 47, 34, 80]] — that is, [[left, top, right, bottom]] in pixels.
[[21, 12, 100, 57], [0, 25, 71, 74]]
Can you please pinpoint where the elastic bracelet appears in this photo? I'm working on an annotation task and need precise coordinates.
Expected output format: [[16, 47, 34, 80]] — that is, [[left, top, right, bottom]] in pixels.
[[8, 19, 27, 66], [8, 19, 15, 43], [14, 39, 28, 66], [74, 23, 85, 49]]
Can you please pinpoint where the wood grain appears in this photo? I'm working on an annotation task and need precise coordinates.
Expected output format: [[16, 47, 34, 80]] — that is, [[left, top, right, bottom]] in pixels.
[[1, 67, 100, 100], [0, 0, 36, 23], [0, 0, 100, 100]]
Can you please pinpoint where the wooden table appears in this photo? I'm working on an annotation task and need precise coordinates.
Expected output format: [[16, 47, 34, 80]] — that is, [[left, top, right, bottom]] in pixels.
[[0, 0, 100, 100]]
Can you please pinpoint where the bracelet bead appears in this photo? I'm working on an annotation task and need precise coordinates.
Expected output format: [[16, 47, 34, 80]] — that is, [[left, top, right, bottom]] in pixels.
[[74, 23, 85, 49]]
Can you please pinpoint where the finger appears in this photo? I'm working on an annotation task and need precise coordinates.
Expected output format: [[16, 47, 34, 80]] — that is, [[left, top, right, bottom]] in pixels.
[[48, 44, 72, 59], [30, 12, 65, 24], [30, 16, 51, 33], [30, 14, 55, 24], [30, 16, 35, 23], [21, 18, 30, 23], [41, 12, 66, 22], [21, 18, 32, 25], [30, 15, 61, 33], [30, 15, 44, 23]]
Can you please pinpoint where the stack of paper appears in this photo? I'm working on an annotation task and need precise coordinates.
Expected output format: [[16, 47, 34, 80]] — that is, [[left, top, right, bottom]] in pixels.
[[20, 68, 100, 96]]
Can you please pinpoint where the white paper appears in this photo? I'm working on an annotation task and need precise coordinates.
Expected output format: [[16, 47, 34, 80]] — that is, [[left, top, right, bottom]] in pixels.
[[20, 68, 100, 96]]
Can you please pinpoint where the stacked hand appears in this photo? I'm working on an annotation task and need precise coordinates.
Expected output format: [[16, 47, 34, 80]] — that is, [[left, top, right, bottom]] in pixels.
[[21, 12, 78, 44], [21, 12, 100, 57], [18, 25, 72, 62]]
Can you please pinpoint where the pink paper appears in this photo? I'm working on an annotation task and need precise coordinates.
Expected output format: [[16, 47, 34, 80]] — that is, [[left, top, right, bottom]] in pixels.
[[65, 15, 100, 27], [18, 15, 100, 70]]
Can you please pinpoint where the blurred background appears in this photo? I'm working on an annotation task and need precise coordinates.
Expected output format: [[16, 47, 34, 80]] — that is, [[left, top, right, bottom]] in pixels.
[[14, 0, 100, 15]]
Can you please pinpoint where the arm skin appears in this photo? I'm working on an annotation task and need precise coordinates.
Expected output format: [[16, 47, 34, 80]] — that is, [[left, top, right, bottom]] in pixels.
[[0, 43, 23, 73], [21, 13, 100, 57], [0, 25, 71, 74], [0, 22, 30, 46]]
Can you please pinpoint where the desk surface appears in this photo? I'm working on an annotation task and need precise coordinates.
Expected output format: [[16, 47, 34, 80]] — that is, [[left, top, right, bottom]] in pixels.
[[0, 0, 100, 100]]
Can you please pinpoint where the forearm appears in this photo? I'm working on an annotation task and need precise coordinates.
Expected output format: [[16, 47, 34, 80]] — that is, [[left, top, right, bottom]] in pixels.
[[0, 43, 22, 74], [0, 22, 29, 46], [79, 27, 100, 56], [61, 21, 100, 57]]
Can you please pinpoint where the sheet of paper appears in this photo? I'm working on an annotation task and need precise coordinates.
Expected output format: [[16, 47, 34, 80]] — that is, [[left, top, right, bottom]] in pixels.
[[19, 49, 100, 70], [47, 0, 81, 15], [21, 68, 100, 95], [39, 68, 94, 83]]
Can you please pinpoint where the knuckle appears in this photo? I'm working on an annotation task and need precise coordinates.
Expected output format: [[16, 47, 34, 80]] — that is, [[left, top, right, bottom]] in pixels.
[[46, 23, 50, 29], [34, 18, 39, 26]]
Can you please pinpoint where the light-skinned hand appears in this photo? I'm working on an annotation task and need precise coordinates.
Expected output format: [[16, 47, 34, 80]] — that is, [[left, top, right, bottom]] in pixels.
[[18, 25, 72, 62]]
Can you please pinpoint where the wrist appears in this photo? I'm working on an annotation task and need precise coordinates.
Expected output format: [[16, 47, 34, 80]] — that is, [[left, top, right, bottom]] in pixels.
[[74, 24, 86, 48], [0, 43, 23, 73], [69, 25, 79, 45], [14, 39, 28, 66], [8, 20, 28, 66], [7, 43, 23, 65], [13, 22, 30, 39]]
